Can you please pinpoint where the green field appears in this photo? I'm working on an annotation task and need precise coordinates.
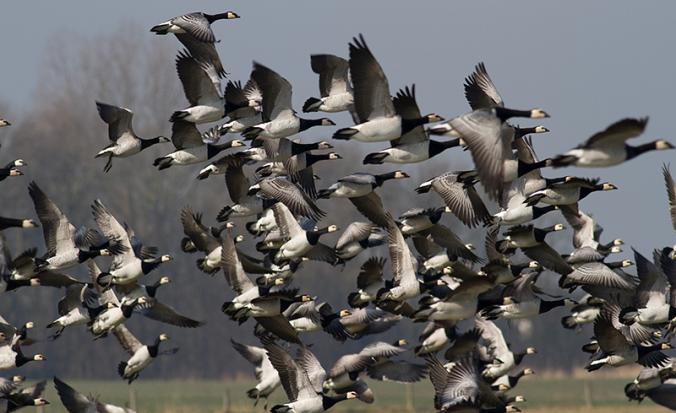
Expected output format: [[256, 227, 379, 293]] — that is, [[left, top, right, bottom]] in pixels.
[[26, 376, 668, 413]]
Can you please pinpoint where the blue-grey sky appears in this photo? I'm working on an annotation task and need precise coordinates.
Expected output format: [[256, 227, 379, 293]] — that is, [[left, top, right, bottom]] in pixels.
[[1, 1, 674, 252]]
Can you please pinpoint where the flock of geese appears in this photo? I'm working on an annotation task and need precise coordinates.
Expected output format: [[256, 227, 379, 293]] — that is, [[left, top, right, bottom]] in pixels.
[[1, 8, 676, 413]]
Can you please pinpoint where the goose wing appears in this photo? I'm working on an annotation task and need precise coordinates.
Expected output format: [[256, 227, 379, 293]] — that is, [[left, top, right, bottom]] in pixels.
[[449, 109, 512, 200], [429, 172, 490, 228], [271, 203, 304, 239], [464, 62, 504, 110], [221, 233, 254, 295], [230, 338, 266, 365], [427, 355, 480, 411], [581, 117, 648, 149], [560, 205, 597, 249], [224, 157, 250, 204], [136, 300, 203, 328], [385, 214, 416, 287], [357, 257, 386, 289], [658, 248, 676, 307], [296, 346, 326, 394], [251, 62, 294, 122], [634, 248, 668, 309], [349, 193, 388, 228], [29, 182, 77, 257], [425, 224, 480, 263], [171, 13, 215, 43], [335, 222, 374, 249], [180, 208, 220, 253], [171, 121, 203, 150], [594, 309, 632, 354], [95, 102, 135, 142], [475, 317, 510, 362], [311, 54, 351, 97], [523, 244, 573, 275], [349, 34, 394, 122], [112, 324, 143, 356], [176, 50, 222, 106], [91, 200, 134, 264], [260, 178, 324, 220], [663, 164, 676, 232], [264, 340, 302, 402], [255, 315, 301, 344], [566, 262, 636, 290], [392, 86, 427, 146], [53, 377, 95, 413], [175, 33, 226, 80]]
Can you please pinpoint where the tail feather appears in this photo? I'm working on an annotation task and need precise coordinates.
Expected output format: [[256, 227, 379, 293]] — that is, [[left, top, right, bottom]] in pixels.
[[363, 152, 388, 165], [561, 316, 577, 329], [96, 272, 113, 288], [150, 23, 171, 34], [117, 361, 127, 378], [170, 111, 188, 123], [333, 128, 357, 140], [154, 157, 173, 170], [550, 155, 577, 168], [217, 206, 232, 222]]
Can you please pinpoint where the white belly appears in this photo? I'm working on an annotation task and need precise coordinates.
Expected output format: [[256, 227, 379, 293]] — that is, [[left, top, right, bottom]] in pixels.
[[351, 117, 402, 142]]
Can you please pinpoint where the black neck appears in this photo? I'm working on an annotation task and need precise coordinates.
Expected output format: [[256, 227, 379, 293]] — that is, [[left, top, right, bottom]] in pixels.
[[429, 139, 460, 157], [121, 302, 137, 318], [146, 284, 159, 298], [141, 259, 163, 274], [510, 262, 528, 276], [322, 394, 347, 410], [140, 137, 162, 150], [606, 261, 625, 269], [374, 172, 398, 187], [513, 351, 526, 364], [626, 142, 659, 160], [14, 348, 31, 367], [401, 117, 428, 134], [298, 118, 324, 132], [205, 12, 232, 23], [78, 249, 100, 263], [494, 107, 532, 122], [293, 141, 321, 154], [148, 338, 162, 357], [578, 186, 600, 200], [6, 279, 31, 292], [306, 229, 328, 245], [518, 159, 549, 176], [0, 217, 23, 229], [515, 126, 538, 138], [305, 152, 331, 166]]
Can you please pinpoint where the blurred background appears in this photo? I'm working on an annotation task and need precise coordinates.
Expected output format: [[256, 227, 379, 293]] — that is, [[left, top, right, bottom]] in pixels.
[[0, 0, 674, 391]]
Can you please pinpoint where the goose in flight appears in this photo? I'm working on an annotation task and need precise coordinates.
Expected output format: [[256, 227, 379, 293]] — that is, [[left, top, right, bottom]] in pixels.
[[95, 102, 169, 172]]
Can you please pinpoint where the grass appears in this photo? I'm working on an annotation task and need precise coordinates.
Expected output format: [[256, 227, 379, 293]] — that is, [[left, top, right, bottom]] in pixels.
[[28, 376, 666, 413]]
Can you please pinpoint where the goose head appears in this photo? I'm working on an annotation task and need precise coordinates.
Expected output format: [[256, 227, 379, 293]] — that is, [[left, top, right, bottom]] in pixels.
[[529, 109, 550, 119], [655, 140, 675, 150], [230, 139, 246, 148], [21, 219, 38, 228]]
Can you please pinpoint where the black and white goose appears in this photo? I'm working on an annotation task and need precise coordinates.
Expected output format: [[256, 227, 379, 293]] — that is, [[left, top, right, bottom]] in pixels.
[[242, 62, 334, 140], [303, 54, 355, 117], [477, 317, 536, 379], [283, 152, 342, 198], [0, 159, 26, 182], [502, 224, 573, 275], [376, 215, 423, 302], [114, 325, 176, 383], [317, 171, 409, 227], [54, 377, 135, 413], [0, 380, 48, 412], [265, 340, 358, 413], [28, 182, 111, 272], [524, 177, 618, 206], [334, 36, 440, 142], [619, 248, 676, 327], [552, 117, 673, 168], [363, 86, 450, 165], [0, 344, 45, 370], [219, 233, 303, 343], [448, 106, 549, 200], [151, 10, 239, 79], [181, 207, 229, 274], [91, 200, 171, 288], [586, 304, 671, 371], [94, 102, 169, 172], [154, 122, 245, 170], [271, 203, 338, 264], [480, 270, 576, 320], [171, 50, 225, 124], [231, 339, 281, 407], [426, 355, 520, 413], [86, 288, 147, 338], [46, 283, 96, 339], [416, 170, 491, 228]]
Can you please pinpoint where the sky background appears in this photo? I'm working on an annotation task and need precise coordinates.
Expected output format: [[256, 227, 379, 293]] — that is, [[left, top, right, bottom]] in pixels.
[[1, 1, 674, 260]]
